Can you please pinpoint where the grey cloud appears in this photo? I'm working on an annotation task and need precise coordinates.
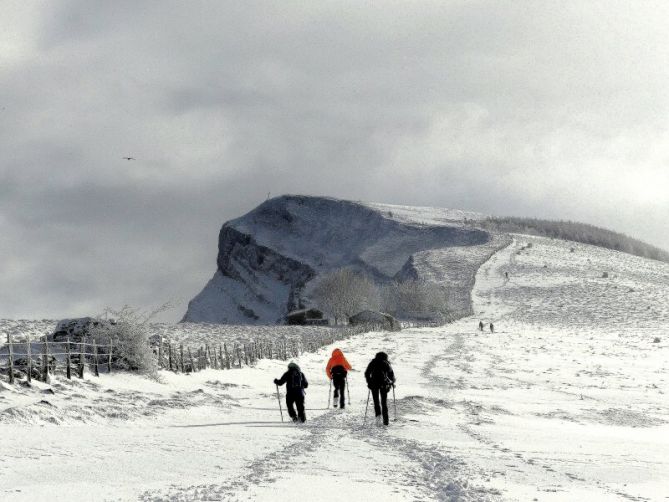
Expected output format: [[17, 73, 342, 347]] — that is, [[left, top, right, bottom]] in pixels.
[[1, 1, 668, 320]]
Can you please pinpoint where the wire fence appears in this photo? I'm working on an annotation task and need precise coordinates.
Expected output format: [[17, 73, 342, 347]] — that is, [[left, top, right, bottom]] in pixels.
[[0, 321, 408, 383], [0, 335, 114, 384], [155, 322, 394, 373]]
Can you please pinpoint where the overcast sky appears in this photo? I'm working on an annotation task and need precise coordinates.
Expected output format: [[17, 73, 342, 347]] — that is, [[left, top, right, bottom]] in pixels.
[[2, 1, 668, 322]]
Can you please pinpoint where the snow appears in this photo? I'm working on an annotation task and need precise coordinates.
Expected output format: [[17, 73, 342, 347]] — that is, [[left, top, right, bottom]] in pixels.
[[364, 201, 487, 226], [2, 234, 668, 500]]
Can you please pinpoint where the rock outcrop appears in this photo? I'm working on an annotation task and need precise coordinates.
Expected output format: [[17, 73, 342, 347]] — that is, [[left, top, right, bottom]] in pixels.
[[182, 195, 509, 324]]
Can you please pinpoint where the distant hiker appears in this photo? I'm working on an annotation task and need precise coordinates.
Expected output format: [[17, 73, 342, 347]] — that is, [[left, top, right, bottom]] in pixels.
[[365, 352, 395, 426], [478, 320, 484, 331], [326, 348, 352, 409], [505, 271, 509, 279], [490, 322, 494, 333], [274, 362, 309, 423]]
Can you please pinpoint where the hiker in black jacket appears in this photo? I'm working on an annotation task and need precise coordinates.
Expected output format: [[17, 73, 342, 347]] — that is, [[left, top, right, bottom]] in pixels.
[[274, 362, 309, 423], [365, 352, 395, 425]]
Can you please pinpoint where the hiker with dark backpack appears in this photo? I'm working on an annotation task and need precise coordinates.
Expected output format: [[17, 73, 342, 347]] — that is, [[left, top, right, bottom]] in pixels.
[[364, 352, 395, 425], [274, 362, 309, 423], [326, 348, 352, 409]]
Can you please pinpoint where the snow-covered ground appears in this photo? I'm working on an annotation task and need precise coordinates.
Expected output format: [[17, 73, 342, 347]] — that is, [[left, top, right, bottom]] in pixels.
[[1, 236, 668, 501]]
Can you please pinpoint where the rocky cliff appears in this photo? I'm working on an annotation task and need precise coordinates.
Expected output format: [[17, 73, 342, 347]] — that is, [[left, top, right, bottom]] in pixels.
[[182, 195, 509, 324]]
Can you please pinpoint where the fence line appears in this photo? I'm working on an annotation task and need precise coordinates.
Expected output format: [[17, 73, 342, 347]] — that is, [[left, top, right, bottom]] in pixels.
[[1, 321, 410, 383], [1, 333, 115, 384], [155, 322, 392, 374]]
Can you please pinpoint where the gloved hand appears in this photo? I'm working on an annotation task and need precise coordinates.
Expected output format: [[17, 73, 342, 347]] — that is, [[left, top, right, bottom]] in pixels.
[[273, 378, 279, 385]]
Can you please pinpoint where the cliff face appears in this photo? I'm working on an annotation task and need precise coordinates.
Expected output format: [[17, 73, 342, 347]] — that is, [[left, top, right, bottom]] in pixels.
[[182, 195, 507, 324]]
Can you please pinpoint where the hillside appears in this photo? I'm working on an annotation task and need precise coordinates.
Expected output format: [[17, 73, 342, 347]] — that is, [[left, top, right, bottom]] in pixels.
[[480, 216, 669, 263], [183, 195, 668, 326], [2, 233, 667, 501]]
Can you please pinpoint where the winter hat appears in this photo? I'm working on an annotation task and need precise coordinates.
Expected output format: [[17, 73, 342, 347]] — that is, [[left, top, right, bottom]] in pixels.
[[375, 352, 388, 361], [288, 362, 300, 370], [332, 348, 343, 356]]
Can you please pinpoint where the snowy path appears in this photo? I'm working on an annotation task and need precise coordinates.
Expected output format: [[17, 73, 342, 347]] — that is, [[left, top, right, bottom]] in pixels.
[[2, 235, 668, 501]]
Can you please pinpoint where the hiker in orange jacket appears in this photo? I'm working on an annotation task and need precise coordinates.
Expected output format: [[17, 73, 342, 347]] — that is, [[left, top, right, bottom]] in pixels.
[[326, 348, 352, 409]]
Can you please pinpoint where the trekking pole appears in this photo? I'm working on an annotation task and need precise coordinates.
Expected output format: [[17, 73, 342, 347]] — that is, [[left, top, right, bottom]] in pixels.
[[392, 384, 397, 421], [327, 379, 332, 408], [276, 384, 284, 423], [363, 389, 370, 425], [346, 376, 351, 405]]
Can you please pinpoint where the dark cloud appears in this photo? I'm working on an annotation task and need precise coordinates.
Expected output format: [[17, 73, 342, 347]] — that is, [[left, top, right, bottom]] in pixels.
[[1, 1, 668, 321]]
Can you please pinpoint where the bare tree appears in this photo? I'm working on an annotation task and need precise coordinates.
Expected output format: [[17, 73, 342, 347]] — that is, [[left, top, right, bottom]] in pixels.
[[381, 280, 449, 320], [312, 268, 380, 324]]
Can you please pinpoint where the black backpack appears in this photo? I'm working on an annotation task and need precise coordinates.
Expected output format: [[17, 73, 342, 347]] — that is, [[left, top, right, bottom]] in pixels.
[[289, 369, 303, 390], [370, 361, 392, 389], [331, 365, 347, 378]]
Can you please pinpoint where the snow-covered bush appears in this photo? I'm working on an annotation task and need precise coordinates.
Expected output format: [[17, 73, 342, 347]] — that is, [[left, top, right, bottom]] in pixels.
[[89, 305, 168, 375]]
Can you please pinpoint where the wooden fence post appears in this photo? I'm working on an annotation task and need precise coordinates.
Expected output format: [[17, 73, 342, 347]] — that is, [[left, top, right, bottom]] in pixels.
[[108, 339, 113, 374], [208, 345, 216, 369], [66, 338, 72, 379], [7, 333, 14, 385], [78, 341, 85, 378], [42, 340, 49, 383], [26, 337, 32, 383], [223, 343, 230, 369], [93, 340, 100, 377]]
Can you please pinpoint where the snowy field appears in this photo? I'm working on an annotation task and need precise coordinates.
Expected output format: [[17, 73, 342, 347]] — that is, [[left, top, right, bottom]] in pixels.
[[1, 236, 668, 501]]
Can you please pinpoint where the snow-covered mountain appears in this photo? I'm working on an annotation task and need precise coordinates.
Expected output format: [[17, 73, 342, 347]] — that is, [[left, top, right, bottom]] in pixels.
[[182, 195, 509, 324]]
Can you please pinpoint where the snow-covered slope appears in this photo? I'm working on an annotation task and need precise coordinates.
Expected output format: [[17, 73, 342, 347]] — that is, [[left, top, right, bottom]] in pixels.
[[183, 195, 508, 324], [2, 233, 667, 501]]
